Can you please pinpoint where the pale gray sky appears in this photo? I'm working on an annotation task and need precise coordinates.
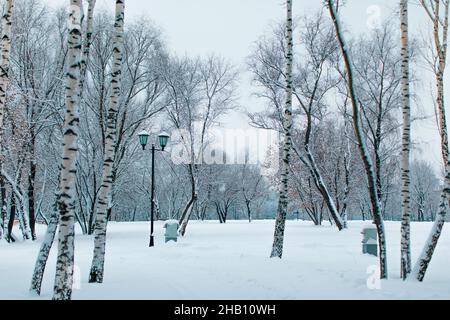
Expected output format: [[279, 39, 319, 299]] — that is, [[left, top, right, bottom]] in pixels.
[[44, 0, 449, 173]]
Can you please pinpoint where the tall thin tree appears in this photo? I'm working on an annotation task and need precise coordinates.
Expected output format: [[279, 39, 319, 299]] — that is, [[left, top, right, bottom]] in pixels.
[[0, 0, 15, 240], [270, 0, 293, 259], [400, 0, 412, 280], [31, 0, 97, 296], [53, 0, 83, 300], [412, 0, 449, 281], [79, 0, 96, 95], [89, 0, 125, 283], [0, 0, 14, 143], [327, 0, 388, 279]]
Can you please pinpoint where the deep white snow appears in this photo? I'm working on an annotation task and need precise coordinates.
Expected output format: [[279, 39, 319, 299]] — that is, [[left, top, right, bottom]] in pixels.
[[0, 220, 449, 300]]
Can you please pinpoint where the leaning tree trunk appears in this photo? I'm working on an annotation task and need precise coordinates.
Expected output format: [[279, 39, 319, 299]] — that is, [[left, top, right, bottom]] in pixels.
[[304, 147, 345, 230], [52, 0, 83, 300], [30, 174, 61, 296], [89, 0, 125, 284], [400, 0, 412, 280], [30, 211, 58, 296], [178, 165, 198, 236], [270, 0, 293, 259], [328, 0, 388, 279], [412, 0, 449, 282]]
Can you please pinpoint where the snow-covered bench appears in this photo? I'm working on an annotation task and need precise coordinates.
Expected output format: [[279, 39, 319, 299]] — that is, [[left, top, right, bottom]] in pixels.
[[361, 225, 378, 256], [163, 220, 179, 243]]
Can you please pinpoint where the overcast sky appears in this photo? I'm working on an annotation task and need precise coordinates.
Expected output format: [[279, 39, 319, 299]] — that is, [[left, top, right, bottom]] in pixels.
[[43, 0, 449, 173]]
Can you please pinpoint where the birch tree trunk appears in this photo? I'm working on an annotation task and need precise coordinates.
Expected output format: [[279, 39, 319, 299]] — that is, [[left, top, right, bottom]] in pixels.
[[79, 0, 96, 95], [30, 0, 96, 296], [304, 148, 345, 230], [0, 0, 14, 146], [7, 193, 16, 242], [342, 108, 352, 229], [30, 176, 59, 295], [400, 0, 412, 280], [28, 142, 37, 241], [0, 175, 6, 240], [52, 0, 83, 300], [178, 164, 198, 236], [412, 0, 449, 281], [30, 211, 58, 295], [89, 0, 125, 284], [270, 0, 293, 259], [327, 0, 388, 279], [0, 1, 14, 238]]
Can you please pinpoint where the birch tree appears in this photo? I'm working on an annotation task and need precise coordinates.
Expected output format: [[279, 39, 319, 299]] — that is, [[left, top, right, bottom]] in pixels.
[[327, 0, 388, 278], [30, 210, 58, 295], [0, 0, 15, 241], [292, 12, 344, 230], [30, 0, 96, 295], [52, 0, 83, 300], [248, 12, 346, 231], [0, 176, 5, 240], [412, 0, 449, 281], [350, 22, 405, 220], [89, 0, 125, 284], [400, 0, 412, 280], [7, 0, 70, 241], [0, 0, 14, 146], [271, 0, 293, 258], [79, 0, 96, 95], [76, 12, 113, 235]]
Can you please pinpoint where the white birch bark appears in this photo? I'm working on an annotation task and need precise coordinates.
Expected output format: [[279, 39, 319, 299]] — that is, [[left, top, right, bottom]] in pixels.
[[178, 196, 196, 236], [271, 0, 293, 258], [1, 168, 31, 239], [89, 0, 125, 283], [0, 178, 5, 239], [30, 0, 96, 296], [327, 0, 388, 279], [30, 210, 58, 295], [342, 110, 352, 229], [400, 0, 412, 280], [17, 207, 28, 239], [304, 148, 345, 230], [412, 0, 449, 282], [78, 0, 96, 95], [52, 0, 83, 300], [0, 0, 14, 146], [0, 1, 14, 239]]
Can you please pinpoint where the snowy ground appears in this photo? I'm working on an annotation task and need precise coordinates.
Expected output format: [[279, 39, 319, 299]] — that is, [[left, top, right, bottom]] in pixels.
[[0, 220, 449, 300]]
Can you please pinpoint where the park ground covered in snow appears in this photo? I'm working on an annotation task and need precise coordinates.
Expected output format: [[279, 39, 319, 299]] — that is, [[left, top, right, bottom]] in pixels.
[[0, 220, 449, 300]]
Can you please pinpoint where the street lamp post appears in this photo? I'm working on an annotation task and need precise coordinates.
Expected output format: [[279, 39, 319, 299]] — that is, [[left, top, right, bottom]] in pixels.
[[138, 130, 170, 247]]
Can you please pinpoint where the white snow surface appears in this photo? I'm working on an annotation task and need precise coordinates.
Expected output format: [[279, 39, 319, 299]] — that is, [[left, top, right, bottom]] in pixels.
[[0, 220, 449, 300]]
